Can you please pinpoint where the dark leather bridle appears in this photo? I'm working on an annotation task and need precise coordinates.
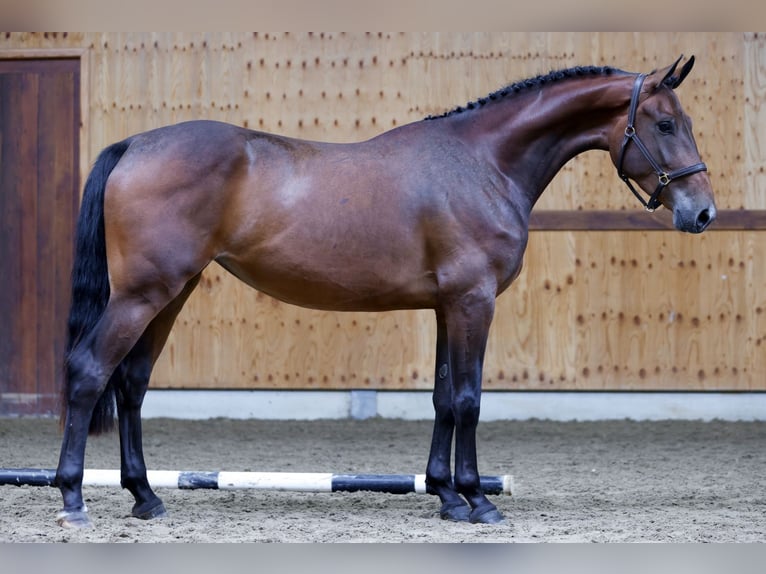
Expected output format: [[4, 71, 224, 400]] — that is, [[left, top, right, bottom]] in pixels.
[[617, 73, 708, 212]]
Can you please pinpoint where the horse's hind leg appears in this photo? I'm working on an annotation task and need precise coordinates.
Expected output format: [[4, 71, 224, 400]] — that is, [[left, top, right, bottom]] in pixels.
[[113, 274, 202, 520], [56, 290, 175, 528]]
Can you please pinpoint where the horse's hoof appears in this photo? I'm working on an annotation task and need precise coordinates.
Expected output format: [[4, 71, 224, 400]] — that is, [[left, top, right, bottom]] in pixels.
[[132, 500, 167, 520], [469, 505, 505, 524], [56, 509, 93, 529], [439, 501, 471, 522]]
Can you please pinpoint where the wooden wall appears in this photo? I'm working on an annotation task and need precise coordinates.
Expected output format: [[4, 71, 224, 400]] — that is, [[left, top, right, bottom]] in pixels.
[[2, 32, 764, 391]]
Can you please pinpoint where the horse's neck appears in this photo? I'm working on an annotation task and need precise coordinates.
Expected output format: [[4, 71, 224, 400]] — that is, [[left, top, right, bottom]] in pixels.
[[453, 74, 634, 207]]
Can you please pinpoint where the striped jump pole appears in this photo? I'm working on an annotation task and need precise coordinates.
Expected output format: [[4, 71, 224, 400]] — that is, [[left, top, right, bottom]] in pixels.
[[0, 468, 513, 496]]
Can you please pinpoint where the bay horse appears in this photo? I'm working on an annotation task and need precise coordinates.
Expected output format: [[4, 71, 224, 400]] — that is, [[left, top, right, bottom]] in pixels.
[[55, 55, 715, 528]]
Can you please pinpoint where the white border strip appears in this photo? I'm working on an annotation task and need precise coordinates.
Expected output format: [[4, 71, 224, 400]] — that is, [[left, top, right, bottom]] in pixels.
[[141, 390, 766, 421], [217, 471, 334, 491]]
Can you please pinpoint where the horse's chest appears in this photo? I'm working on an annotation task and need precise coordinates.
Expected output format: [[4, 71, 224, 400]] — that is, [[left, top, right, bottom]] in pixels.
[[486, 227, 528, 294]]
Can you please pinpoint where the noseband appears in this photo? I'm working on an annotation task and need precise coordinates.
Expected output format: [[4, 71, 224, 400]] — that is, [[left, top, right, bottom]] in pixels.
[[617, 74, 707, 212]]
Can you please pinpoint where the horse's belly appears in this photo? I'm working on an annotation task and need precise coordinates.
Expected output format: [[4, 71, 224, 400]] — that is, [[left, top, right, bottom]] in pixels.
[[215, 255, 438, 312]]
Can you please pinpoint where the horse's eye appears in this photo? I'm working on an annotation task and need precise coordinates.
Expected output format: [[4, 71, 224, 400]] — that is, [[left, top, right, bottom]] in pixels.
[[657, 120, 675, 135]]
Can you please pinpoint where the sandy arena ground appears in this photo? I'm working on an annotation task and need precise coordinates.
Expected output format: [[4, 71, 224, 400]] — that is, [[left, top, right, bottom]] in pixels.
[[1, 417, 764, 542]]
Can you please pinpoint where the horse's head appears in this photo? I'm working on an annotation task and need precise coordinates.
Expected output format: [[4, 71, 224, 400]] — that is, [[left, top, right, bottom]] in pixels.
[[609, 55, 716, 233]]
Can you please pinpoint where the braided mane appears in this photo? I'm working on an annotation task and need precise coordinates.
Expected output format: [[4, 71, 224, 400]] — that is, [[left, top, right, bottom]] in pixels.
[[425, 65, 629, 120]]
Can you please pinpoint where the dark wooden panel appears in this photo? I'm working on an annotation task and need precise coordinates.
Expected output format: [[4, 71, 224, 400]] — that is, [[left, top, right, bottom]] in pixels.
[[0, 58, 79, 415], [0, 72, 39, 401], [529, 210, 766, 231], [0, 75, 14, 396]]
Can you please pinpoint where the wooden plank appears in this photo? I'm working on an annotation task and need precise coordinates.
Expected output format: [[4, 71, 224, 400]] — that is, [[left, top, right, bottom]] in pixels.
[[18, 72, 40, 401], [744, 33, 766, 209], [35, 70, 58, 407], [36, 65, 78, 413], [0, 48, 87, 60], [529, 210, 766, 231], [0, 74, 14, 396]]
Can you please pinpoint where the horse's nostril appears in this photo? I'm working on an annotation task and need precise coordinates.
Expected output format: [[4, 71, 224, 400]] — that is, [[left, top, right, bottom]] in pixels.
[[696, 207, 715, 231]]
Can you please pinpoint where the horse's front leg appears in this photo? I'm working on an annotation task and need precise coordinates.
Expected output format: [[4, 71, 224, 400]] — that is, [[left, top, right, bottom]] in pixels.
[[443, 291, 504, 524], [426, 310, 471, 521]]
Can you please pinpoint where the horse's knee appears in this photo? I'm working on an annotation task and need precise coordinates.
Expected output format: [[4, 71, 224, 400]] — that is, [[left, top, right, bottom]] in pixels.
[[452, 392, 481, 428], [432, 398, 454, 425]]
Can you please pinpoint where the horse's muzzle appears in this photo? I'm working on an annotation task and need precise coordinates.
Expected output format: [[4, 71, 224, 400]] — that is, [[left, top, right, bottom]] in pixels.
[[674, 203, 716, 234]]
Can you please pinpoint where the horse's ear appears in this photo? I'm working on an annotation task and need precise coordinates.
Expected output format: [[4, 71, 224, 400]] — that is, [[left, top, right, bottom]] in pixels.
[[672, 55, 695, 88], [657, 55, 695, 89]]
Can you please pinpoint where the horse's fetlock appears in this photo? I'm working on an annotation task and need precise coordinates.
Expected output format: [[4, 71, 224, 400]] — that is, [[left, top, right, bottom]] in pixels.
[[426, 467, 452, 489], [454, 473, 480, 495], [55, 472, 81, 490]]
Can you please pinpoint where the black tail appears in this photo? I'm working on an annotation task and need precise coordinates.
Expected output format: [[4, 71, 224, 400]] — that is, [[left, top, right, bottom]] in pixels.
[[62, 139, 131, 435]]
